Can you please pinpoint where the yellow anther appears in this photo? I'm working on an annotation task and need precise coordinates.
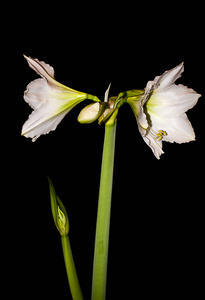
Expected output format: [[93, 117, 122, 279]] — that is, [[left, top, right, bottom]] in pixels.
[[156, 130, 167, 141], [159, 130, 167, 135]]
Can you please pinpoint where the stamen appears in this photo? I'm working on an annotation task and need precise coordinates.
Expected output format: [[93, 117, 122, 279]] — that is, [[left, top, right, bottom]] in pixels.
[[156, 130, 167, 141]]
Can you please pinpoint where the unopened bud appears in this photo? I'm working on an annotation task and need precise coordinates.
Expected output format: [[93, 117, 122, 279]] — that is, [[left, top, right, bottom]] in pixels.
[[78, 102, 106, 124], [48, 177, 69, 236]]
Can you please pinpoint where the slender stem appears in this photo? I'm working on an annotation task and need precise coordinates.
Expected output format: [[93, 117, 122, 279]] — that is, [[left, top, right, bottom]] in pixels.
[[91, 121, 117, 300], [87, 94, 101, 102], [61, 235, 84, 300]]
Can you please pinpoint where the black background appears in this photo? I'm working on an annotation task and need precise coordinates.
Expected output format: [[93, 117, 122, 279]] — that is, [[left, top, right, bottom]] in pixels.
[[4, 3, 204, 299]]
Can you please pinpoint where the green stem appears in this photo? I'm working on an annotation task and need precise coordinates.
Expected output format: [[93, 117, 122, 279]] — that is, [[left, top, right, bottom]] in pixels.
[[61, 235, 84, 300], [91, 120, 117, 300], [87, 94, 101, 102]]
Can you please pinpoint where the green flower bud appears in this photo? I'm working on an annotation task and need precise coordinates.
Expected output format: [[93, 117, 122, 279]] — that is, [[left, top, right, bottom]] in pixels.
[[48, 177, 69, 236]]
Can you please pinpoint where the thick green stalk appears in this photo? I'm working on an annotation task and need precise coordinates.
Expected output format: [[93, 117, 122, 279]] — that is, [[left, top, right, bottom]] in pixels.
[[91, 120, 117, 300], [61, 235, 84, 300]]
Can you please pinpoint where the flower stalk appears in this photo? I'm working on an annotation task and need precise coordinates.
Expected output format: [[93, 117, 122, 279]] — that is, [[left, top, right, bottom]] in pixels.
[[91, 118, 117, 300], [61, 235, 84, 300]]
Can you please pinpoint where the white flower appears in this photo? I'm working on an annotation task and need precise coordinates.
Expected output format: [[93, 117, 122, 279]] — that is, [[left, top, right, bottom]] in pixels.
[[127, 63, 201, 159], [22, 55, 99, 141]]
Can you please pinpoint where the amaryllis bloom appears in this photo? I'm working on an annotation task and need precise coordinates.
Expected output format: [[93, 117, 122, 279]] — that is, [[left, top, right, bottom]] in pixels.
[[22, 55, 100, 141], [127, 63, 201, 159]]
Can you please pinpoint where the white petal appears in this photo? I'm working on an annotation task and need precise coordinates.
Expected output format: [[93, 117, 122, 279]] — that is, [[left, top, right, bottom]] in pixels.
[[24, 55, 81, 93], [142, 133, 164, 159], [141, 80, 157, 106], [155, 63, 184, 89], [147, 84, 201, 118], [24, 55, 56, 84], [149, 112, 195, 143], [128, 100, 148, 130], [22, 100, 73, 141], [24, 78, 50, 109], [129, 102, 163, 159], [142, 63, 184, 106]]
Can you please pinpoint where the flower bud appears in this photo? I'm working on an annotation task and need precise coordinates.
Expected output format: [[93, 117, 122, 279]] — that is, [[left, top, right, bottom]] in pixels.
[[48, 177, 69, 236], [78, 102, 106, 124]]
